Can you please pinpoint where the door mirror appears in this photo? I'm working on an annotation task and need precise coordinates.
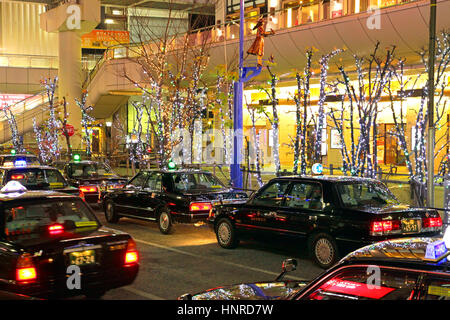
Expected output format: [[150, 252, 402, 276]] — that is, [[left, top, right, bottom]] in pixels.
[[282, 258, 297, 273]]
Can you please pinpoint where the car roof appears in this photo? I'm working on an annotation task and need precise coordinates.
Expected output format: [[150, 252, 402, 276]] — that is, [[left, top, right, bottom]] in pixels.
[[0, 154, 38, 158], [0, 165, 57, 170], [339, 237, 450, 273], [0, 190, 78, 202], [274, 175, 380, 183]]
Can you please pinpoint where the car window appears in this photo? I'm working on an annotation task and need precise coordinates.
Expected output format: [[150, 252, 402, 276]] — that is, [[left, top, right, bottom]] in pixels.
[[337, 181, 399, 208], [285, 182, 324, 210], [4, 199, 97, 237], [127, 172, 147, 188], [303, 266, 419, 300], [251, 181, 290, 207], [5, 169, 67, 189], [172, 173, 225, 192], [145, 173, 162, 192], [421, 277, 450, 300]]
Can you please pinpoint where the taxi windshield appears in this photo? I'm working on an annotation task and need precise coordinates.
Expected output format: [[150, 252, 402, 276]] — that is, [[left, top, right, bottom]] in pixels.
[[172, 173, 225, 192], [337, 181, 399, 208], [5, 169, 67, 190], [69, 162, 115, 178], [4, 199, 98, 237]]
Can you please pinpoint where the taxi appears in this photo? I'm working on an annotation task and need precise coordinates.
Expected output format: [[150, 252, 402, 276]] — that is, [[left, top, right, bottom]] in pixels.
[[180, 230, 450, 300], [0, 165, 78, 195], [0, 181, 139, 299], [54, 157, 127, 207], [210, 176, 443, 268], [102, 167, 248, 234]]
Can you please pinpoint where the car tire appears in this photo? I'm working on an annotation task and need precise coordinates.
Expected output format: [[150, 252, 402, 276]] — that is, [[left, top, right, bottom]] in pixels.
[[308, 232, 339, 269], [105, 200, 120, 223], [158, 209, 174, 234], [215, 218, 239, 249]]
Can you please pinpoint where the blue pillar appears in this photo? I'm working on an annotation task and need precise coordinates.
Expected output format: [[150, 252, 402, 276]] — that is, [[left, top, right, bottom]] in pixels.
[[230, 0, 245, 189], [231, 81, 243, 189]]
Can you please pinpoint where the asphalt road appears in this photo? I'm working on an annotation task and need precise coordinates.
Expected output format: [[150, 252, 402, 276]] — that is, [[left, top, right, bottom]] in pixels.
[[88, 209, 325, 300]]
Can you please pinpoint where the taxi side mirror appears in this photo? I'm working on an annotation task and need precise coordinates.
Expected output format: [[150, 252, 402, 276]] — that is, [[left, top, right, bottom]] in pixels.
[[275, 258, 297, 281]]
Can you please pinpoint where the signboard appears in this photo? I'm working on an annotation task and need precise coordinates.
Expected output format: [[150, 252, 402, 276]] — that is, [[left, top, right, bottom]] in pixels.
[[0, 94, 32, 109], [81, 30, 130, 49], [330, 129, 342, 149], [63, 124, 75, 137]]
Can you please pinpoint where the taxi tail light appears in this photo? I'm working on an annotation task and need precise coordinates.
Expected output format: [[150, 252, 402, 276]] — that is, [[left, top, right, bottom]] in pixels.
[[189, 202, 213, 212], [370, 220, 401, 236], [124, 238, 139, 266], [79, 186, 98, 193], [423, 216, 443, 230], [16, 254, 37, 282], [48, 224, 64, 235]]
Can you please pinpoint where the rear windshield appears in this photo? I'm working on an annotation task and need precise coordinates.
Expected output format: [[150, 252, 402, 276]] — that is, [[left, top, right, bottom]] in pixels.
[[68, 162, 115, 178], [337, 181, 399, 208], [5, 169, 68, 190], [172, 173, 225, 192], [4, 199, 98, 236]]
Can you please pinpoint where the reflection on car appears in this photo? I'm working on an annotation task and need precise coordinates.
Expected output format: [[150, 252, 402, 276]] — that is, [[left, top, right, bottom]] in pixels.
[[209, 176, 443, 268], [180, 234, 450, 300], [101, 169, 248, 234]]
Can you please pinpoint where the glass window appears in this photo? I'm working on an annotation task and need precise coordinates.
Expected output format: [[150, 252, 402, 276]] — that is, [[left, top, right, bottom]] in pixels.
[[286, 183, 323, 210], [68, 162, 115, 178], [337, 181, 399, 208], [172, 173, 225, 192], [4, 199, 97, 237], [252, 181, 290, 206], [422, 277, 450, 300], [145, 173, 162, 192], [127, 172, 148, 188], [5, 169, 67, 190], [305, 267, 419, 300]]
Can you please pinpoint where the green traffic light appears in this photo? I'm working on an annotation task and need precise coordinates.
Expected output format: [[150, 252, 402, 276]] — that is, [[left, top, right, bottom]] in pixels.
[[168, 160, 176, 170]]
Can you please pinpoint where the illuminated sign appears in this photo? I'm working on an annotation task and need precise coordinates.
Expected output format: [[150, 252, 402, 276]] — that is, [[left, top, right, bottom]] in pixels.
[[81, 30, 130, 49]]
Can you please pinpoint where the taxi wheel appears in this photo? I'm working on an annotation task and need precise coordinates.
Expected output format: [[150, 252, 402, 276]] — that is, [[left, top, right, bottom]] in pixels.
[[105, 200, 120, 223], [308, 233, 339, 269], [158, 209, 174, 234], [215, 218, 239, 249]]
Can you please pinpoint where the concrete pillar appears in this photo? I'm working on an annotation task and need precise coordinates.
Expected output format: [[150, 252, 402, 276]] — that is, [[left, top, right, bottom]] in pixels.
[[40, 0, 100, 151]]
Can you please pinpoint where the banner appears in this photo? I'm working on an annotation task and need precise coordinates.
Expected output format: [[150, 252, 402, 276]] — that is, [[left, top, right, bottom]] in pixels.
[[81, 30, 130, 49]]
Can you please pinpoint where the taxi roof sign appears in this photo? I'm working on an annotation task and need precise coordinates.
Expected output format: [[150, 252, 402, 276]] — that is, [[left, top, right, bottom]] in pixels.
[[1, 181, 27, 193]]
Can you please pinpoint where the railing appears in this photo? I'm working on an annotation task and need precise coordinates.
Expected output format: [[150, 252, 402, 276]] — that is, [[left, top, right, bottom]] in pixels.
[[0, 91, 52, 122], [82, 0, 424, 89]]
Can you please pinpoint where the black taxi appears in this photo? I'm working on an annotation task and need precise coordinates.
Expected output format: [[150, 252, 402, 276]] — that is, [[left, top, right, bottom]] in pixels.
[[55, 160, 127, 207], [209, 176, 443, 268], [0, 181, 139, 299], [102, 169, 248, 234], [0, 165, 78, 195], [180, 235, 450, 300]]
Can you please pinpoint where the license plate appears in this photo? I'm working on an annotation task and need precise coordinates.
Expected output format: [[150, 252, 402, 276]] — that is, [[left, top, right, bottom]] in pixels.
[[401, 219, 421, 234], [68, 250, 96, 266]]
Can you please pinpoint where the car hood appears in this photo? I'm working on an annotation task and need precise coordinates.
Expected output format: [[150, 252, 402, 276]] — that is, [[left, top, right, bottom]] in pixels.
[[180, 281, 308, 300]]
